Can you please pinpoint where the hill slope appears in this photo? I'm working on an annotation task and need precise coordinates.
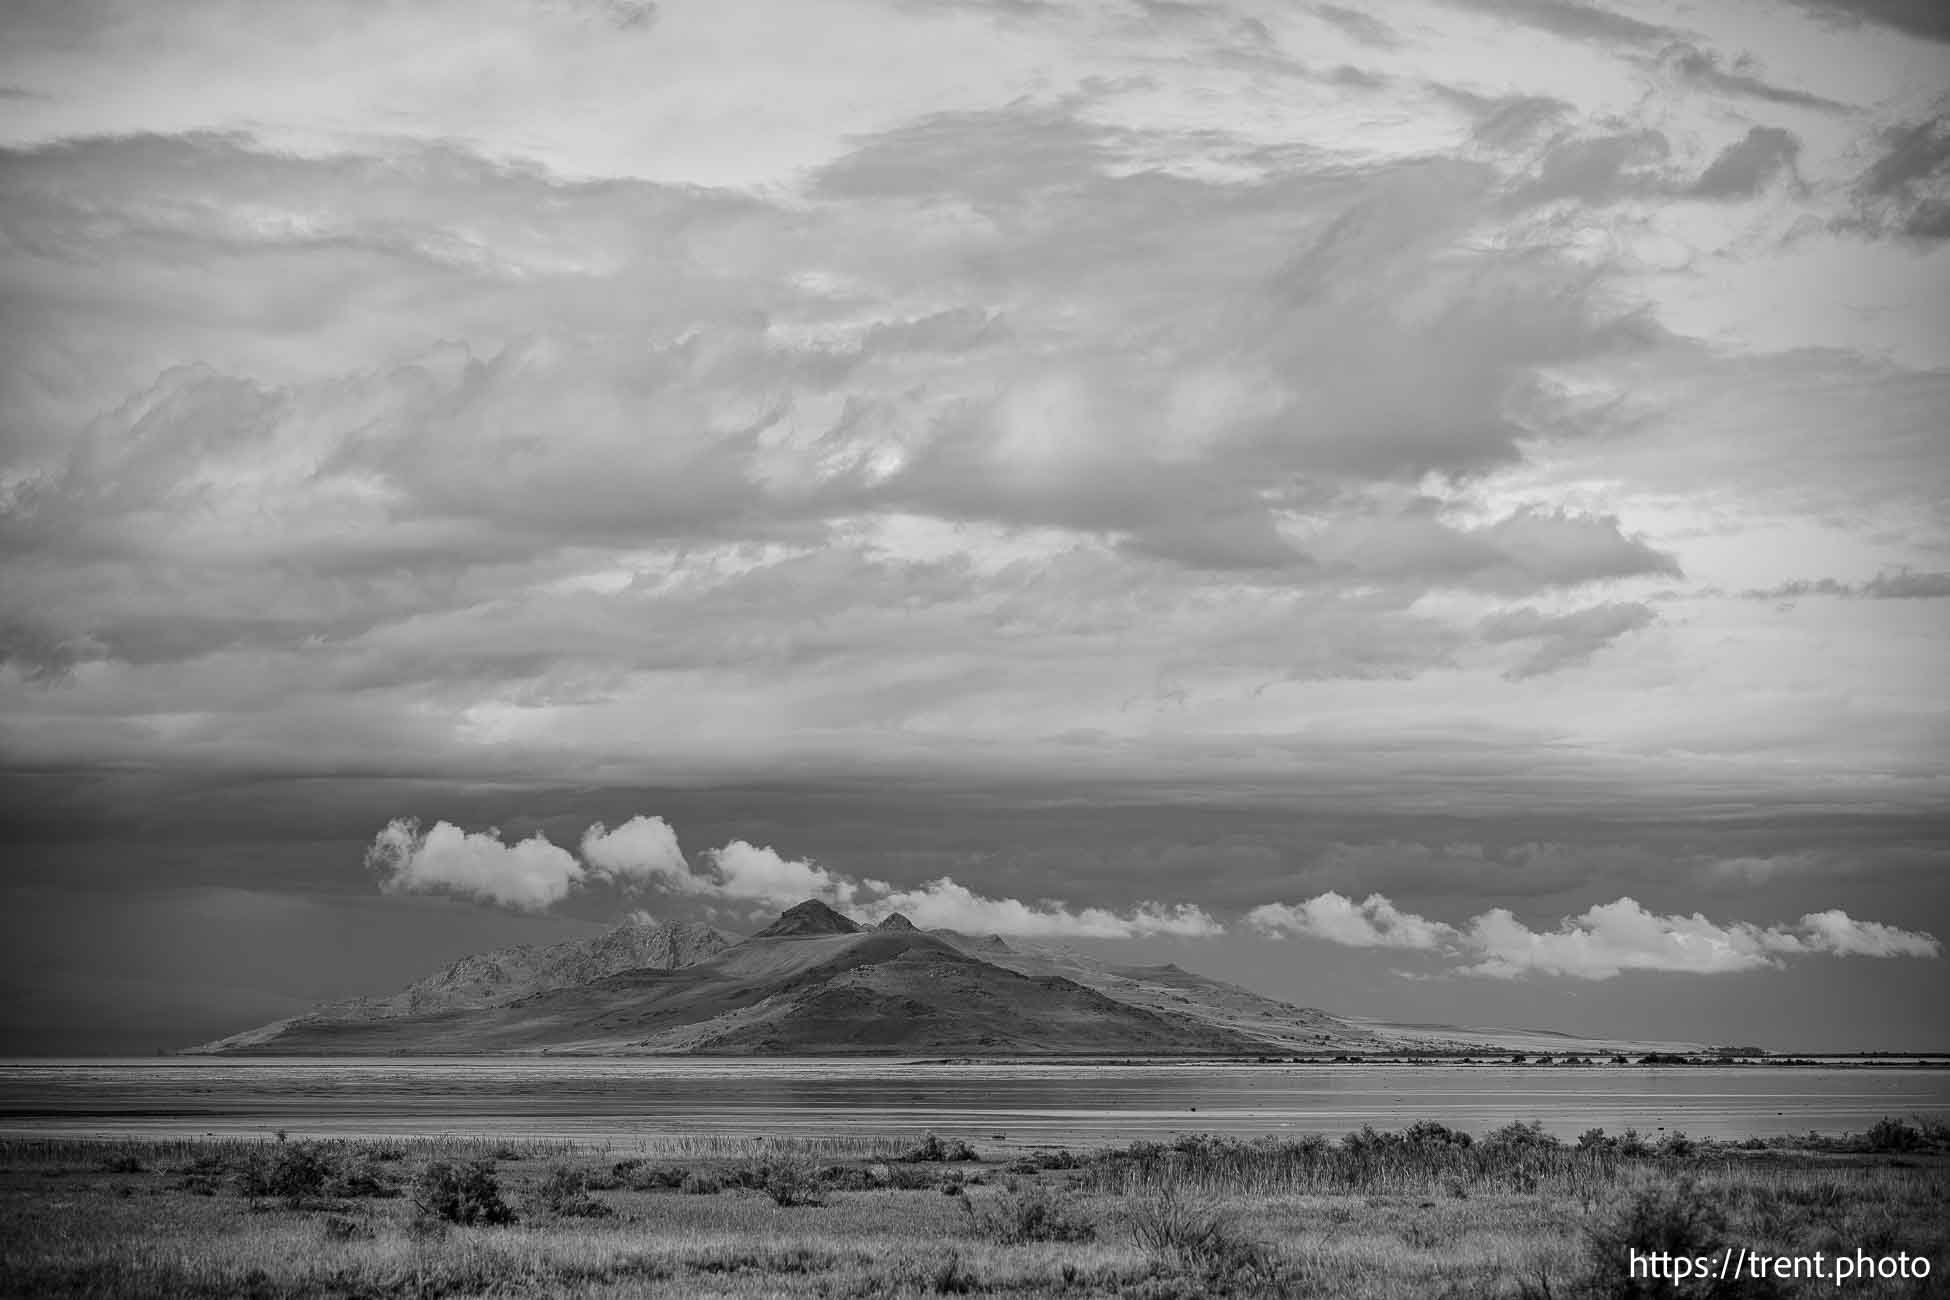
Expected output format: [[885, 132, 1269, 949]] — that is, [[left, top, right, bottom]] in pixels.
[[929, 934, 1384, 1053], [189, 918, 738, 1053]]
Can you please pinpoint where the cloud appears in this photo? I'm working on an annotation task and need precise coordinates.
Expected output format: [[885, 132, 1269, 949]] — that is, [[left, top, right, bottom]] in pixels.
[[1789, 0, 1950, 43], [1850, 114, 1950, 241], [861, 877, 1224, 937], [1479, 601, 1657, 678], [1658, 44, 1844, 112], [1246, 891, 1457, 948], [368, 810, 1226, 937], [1431, 0, 1678, 49], [705, 840, 870, 911], [1742, 570, 1950, 601], [1689, 127, 1801, 199], [1505, 129, 1672, 208], [1796, 909, 1942, 957], [1251, 891, 1941, 978], [580, 816, 692, 890], [364, 818, 585, 911]]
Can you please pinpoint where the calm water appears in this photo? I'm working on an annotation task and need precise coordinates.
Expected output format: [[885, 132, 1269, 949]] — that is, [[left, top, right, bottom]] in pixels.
[[3, 1060, 1946, 1148]]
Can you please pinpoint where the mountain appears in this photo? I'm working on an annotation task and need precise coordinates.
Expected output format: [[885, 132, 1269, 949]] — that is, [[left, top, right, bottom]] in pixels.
[[189, 918, 738, 1053], [929, 935, 1385, 1053], [754, 899, 864, 938], [191, 901, 1680, 1058], [190, 903, 1270, 1056]]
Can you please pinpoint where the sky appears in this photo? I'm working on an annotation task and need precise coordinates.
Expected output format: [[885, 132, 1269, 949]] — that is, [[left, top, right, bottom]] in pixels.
[[1, 0, 1946, 1055]]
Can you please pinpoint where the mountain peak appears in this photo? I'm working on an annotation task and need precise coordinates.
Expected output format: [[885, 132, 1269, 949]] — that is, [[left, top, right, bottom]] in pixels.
[[754, 898, 865, 938], [875, 912, 918, 932]]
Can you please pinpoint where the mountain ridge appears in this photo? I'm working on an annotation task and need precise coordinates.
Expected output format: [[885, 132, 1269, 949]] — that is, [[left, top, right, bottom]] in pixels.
[[187, 900, 1709, 1057]]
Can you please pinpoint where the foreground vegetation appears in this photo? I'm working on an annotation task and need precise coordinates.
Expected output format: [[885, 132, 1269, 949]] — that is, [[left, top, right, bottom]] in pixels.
[[2, 1120, 1945, 1298]]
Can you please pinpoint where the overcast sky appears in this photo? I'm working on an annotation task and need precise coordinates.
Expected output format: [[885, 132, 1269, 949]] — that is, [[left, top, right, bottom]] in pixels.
[[2, 0, 1946, 1055]]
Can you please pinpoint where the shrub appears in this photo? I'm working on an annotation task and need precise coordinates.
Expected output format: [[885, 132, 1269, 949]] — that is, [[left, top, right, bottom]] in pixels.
[[979, 1184, 1097, 1244], [1580, 1178, 1781, 1299], [1126, 1186, 1281, 1295], [324, 1155, 396, 1199], [1655, 1130, 1696, 1159], [531, 1162, 611, 1218], [1402, 1120, 1473, 1150], [760, 1158, 824, 1207], [1615, 1128, 1652, 1157], [241, 1142, 332, 1205], [1480, 1121, 1562, 1153], [903, 1132, 979, 1163], [618, 1162, 690, 1191], [414, 1159, 515, 1226], [1863, 1118, 1921, 1152]]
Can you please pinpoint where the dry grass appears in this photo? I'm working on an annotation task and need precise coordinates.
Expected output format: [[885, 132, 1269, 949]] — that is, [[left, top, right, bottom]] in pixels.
[[1, 1122, 1944, 1298]]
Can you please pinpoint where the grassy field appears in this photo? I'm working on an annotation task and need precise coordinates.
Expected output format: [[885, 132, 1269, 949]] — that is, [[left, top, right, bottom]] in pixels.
[[2, 1121, 1945, 1298]]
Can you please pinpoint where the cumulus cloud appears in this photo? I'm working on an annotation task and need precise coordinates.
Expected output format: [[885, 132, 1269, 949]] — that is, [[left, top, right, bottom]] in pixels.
[[1249, 891, 1940, 979], [705, 840, 870, 911], [1796, 909, 1943, 957], [860, 878, 1224, 938], [580, 816, 692, 890], [368, 811, 1223, 937], [364, 818, 585, 911], [1246, 892, 1456, 948]]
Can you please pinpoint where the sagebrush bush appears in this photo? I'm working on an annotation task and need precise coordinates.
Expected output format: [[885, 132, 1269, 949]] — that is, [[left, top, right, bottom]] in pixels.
[[978, 1184, 1097, 1244], [531, 1162, 611, 1218], [1863, 1118, 1920, 1152], [903, 1132, 980, 1163], [413, 1159, 515, 1226], [1580, 1178, 1784, 1299], [742, 1157, 822, 1207], [241, 1142, 332, 1204], [1126, 1186, 1282, 1295]]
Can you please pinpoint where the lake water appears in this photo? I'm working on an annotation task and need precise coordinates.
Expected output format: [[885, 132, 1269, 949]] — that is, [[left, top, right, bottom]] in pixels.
[[3, 1060, 1946, 1148]]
